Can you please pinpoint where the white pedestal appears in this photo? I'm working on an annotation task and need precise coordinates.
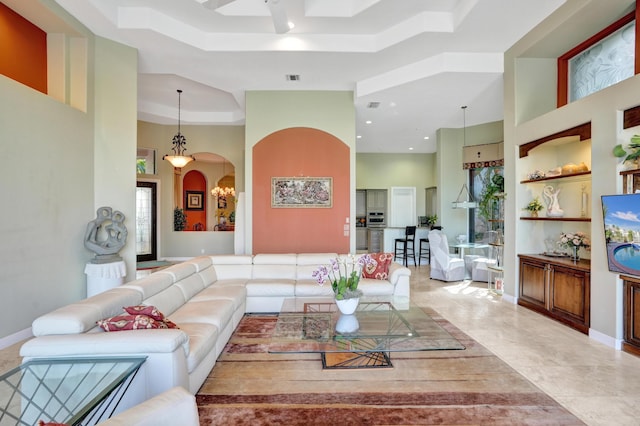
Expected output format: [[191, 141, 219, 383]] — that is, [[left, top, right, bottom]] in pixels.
[[85, 260, 126, 297]]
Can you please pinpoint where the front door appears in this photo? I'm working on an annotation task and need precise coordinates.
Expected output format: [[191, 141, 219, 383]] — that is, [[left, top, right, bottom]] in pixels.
[[136, 181, 157, 262]]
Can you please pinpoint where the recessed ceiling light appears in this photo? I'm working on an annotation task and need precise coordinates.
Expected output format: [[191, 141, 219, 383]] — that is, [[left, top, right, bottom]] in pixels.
[[409, 147, 414, 151], [356, 135, 362, 139], [365, 120, 372, 124], [424, 136, 429, 140]]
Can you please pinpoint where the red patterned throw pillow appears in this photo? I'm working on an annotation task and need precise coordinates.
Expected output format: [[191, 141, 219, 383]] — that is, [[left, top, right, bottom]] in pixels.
[[97, 306, 179, 331], [362, 252, 393, 280], [123, 305, 165, 321]]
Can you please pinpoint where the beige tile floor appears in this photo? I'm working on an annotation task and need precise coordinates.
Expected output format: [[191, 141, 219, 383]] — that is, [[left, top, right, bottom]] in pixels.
[[2, 264, 640, 425]]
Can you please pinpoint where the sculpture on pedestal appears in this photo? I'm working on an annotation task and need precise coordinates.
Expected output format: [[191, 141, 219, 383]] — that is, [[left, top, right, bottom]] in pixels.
[[84, 207, 128, 263]]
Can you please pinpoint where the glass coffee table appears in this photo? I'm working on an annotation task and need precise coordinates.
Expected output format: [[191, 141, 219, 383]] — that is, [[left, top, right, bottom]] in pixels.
[[0, 357, 146, 426], [269, 297, 465, 369]]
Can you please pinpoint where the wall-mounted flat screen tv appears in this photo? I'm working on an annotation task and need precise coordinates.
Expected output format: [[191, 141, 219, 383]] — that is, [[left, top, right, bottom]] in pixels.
[[601, 193, 640, 276]]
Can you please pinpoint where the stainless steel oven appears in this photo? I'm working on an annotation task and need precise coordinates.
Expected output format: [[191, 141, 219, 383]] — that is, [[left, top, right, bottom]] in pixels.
[[367, 211, 386, 228]]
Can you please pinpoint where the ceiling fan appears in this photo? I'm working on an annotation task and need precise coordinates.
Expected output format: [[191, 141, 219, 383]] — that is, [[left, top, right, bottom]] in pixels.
[[201, 0, 291, 34]]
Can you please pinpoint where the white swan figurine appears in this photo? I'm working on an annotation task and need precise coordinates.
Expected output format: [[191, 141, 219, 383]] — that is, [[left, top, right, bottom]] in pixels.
[[543, 185, 564, 217]]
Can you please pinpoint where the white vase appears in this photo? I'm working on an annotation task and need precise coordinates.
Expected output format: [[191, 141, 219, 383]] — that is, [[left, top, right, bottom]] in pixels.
[[335, 297, 359, 315], [335, 314, 360, 334]]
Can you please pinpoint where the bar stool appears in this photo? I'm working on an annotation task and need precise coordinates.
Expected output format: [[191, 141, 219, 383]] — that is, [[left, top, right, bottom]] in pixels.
[[394, 226, 417, 266], [418, 238, 430, 265]]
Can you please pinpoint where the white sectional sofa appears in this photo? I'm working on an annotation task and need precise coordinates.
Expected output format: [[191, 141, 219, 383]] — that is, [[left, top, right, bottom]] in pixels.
[[20, 253, 411, 409]]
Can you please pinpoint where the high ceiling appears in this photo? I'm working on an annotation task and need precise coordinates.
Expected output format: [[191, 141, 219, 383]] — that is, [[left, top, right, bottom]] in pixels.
[[25, 0, 567, 153]]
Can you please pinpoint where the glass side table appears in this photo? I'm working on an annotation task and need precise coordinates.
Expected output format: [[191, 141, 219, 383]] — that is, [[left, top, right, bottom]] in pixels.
[[0, 357, 146, 426]]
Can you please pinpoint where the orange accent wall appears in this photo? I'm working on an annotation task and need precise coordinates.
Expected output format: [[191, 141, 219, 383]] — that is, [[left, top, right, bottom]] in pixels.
[[183, 170, 207, 230], [253, 127, 350, 254], [0, 3, 47, 94]]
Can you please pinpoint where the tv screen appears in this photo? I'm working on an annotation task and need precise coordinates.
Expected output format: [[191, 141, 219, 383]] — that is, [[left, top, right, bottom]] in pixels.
[[601, 193, 640, 276]]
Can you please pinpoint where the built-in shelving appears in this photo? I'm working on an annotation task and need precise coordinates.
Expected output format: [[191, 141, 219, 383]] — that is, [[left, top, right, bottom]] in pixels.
[[520, 217, 591, 222], [520, 171, 591, 184]]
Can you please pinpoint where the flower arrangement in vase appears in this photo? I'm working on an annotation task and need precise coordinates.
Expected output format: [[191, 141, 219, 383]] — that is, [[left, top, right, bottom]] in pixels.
[[523, 197, 544, 217], [557, 232, 590, 261], [312, 254, 375, 314]]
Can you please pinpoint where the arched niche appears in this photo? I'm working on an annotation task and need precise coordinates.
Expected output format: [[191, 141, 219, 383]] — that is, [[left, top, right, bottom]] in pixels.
[[177, 152, 235, 232]]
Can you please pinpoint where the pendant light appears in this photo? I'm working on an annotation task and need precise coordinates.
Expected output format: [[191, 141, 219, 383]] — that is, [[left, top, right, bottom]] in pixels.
[[452, 106, 478, 209], [211, 160, 235, 198], [163, 89, 194, 168]]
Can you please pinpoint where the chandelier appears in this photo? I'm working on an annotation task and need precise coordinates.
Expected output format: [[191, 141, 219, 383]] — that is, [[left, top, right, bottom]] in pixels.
[[452, 106, 478, 209], [163, 89, 194, 168], [211, 160, 235, 198]]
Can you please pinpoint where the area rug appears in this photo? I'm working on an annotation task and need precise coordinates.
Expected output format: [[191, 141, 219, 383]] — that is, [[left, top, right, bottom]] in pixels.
[[196, 310, 585, 425]]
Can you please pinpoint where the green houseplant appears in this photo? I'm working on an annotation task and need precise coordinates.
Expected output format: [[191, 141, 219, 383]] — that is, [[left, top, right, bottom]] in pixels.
[[426, 215, 438, 226], [478, 172, 505, 221], [174, 207, 187, 231], [523, 197, 544, 217], [613, 135, 640, 167]]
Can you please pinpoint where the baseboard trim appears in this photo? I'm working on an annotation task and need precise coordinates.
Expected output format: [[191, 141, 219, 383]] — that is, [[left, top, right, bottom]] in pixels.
[[0, 327, 32, 350], [589, 327, 621, 350]]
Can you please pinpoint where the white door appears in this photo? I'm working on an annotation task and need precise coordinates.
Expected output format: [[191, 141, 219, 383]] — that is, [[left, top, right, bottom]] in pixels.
[[390, 187, 416, 227]]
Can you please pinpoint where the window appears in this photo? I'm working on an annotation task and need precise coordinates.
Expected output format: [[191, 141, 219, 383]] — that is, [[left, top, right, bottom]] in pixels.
[[569, 21, 635, 102], [558, 10, 638, 106]]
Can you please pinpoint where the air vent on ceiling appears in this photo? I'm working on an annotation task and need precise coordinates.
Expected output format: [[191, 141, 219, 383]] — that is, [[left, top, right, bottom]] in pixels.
[[367, 102, 380, 109], [286, 74, 300, 81]]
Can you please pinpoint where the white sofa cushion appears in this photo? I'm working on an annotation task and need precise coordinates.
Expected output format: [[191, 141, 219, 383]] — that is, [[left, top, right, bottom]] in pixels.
[[209, 255, 253, 280], [32, 288, 142, 336], [295, 280, 335, 297], [246, 280, 295, 297], [174, 274, 207, 301], [252, 254, 297, 280], [177, 323, 219, 374], [123, 273, 174, 299], [156, 262, 197, 282], [190, 286, 247, 310], [98, 386, 199, 426], [358, 278, 395, 296], [196, 267, 218, 288], [185, 255, 213, 272], [143, 286, 187, 317], [171, 300, 235, 331]]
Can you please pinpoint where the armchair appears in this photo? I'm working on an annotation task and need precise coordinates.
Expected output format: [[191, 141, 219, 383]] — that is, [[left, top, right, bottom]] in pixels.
[[428, 230, 465, 282]]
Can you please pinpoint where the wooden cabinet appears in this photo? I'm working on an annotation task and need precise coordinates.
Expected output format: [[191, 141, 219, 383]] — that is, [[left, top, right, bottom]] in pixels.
[[518, 254, 590, 334], [356, 190, 367, 217], [620, 169, 640, 194], [622, 275, 640, 356], [356, 228, 368, 251], [366, 189, 387, 212]]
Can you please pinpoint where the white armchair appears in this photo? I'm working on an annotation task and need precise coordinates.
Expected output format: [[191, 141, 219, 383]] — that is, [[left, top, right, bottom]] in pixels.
[[428, 230, 466, 282]]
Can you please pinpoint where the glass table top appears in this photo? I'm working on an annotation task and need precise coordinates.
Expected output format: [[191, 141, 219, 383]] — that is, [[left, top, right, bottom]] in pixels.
[[0, 357, 146, 426], [269, 297, 465, 354]]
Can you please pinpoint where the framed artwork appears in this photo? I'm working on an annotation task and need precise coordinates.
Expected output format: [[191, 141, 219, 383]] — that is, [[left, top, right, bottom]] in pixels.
[[271, 177, 333, 208], [185, 191, 204, 210]]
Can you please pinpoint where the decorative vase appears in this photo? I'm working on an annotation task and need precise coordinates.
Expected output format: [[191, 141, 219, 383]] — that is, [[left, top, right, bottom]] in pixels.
[[335, 314, 360, 334], [530, 211, 538, 218], [570, 246, 580, 261], [335, 297, 359, 315]]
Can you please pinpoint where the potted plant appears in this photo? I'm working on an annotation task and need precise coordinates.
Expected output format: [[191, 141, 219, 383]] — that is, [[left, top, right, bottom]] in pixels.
[[613, 134, 640, 168], [523, 197, 544, 217], [478, 171, 505, 221], [173, 207, 187, 231], [426, 215, 438, 226], [312, 254, 375, 314]]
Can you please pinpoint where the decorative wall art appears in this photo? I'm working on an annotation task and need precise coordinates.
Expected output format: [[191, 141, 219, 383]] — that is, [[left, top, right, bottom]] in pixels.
[[271, 177, 333, 208], [185, 191, 204, 210]]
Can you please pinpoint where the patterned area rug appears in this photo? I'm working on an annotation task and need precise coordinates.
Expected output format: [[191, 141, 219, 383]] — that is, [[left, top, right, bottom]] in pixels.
[[196, 310, 585, 425]]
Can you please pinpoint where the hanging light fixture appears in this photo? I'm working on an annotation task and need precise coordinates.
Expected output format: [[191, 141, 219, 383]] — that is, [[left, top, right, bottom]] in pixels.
[[452, 105, 478, 209], [211, 160, 235, 198], [163, 89, 194, 168]]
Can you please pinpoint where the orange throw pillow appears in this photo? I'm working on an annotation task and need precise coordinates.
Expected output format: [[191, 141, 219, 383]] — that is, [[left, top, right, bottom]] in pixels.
[[362, 252, 393, 280]]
